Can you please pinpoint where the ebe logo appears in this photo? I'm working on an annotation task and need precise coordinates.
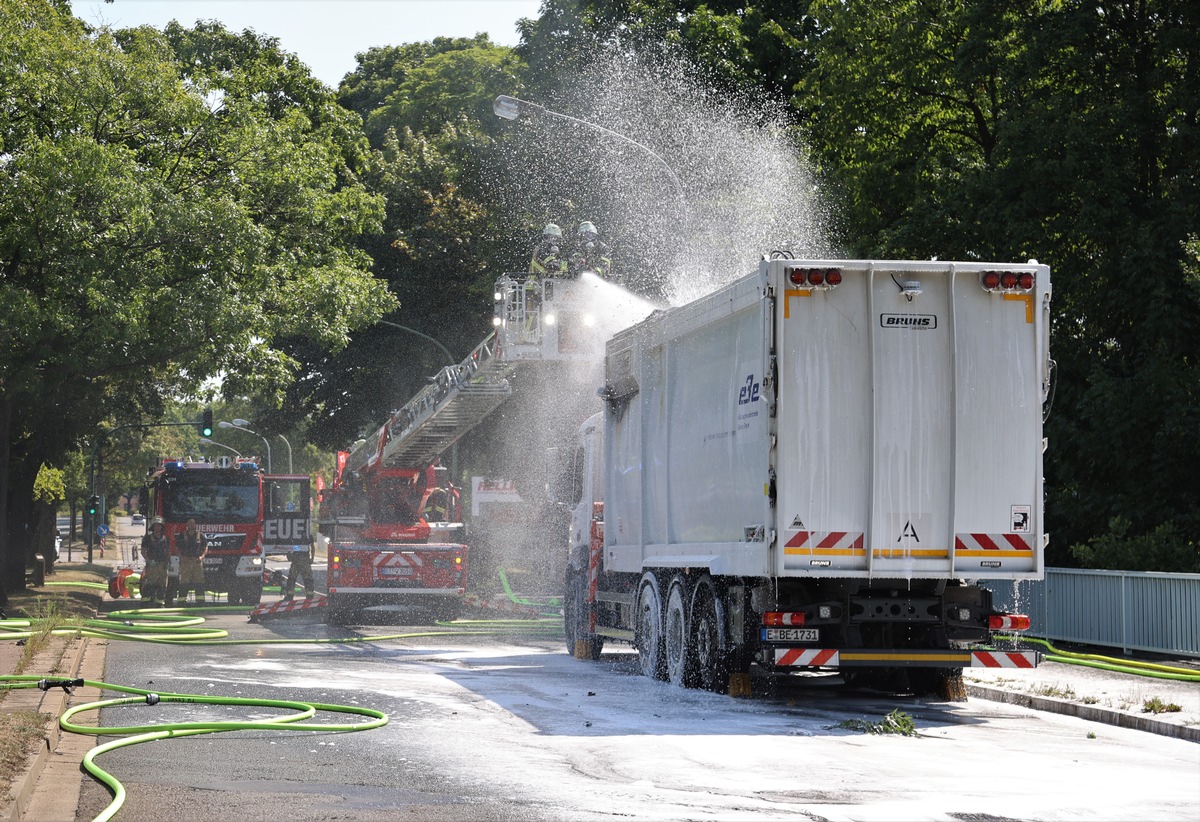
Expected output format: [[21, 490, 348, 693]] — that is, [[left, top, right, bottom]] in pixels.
[[738, 374, 760, 405], [881, 314, 937, 329]]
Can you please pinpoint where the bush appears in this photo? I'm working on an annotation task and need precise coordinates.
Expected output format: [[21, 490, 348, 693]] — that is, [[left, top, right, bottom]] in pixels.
[[1070, 518, 1199, 573]]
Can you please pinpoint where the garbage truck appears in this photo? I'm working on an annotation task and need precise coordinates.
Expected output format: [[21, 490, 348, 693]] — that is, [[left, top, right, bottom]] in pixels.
[[553, 258, 1052, 694]]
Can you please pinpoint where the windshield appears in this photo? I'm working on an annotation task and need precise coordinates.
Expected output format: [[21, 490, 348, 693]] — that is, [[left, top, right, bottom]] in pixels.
[[162, 476, 260, 523]]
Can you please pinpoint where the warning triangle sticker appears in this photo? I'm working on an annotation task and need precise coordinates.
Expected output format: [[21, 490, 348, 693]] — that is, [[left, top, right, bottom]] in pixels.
[[791, 515, 805, 528]]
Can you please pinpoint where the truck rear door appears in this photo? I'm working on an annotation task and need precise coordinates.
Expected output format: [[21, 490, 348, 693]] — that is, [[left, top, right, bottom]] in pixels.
[[772, 259, 1050, 580]]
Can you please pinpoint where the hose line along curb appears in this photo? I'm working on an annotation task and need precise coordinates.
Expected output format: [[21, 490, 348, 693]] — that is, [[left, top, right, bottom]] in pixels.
[[0, 675, 388, 822]]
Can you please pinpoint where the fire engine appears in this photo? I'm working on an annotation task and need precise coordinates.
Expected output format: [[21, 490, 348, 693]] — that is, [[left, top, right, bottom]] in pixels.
[[145, 457, 311, 605], [320, 272, 648, 624]]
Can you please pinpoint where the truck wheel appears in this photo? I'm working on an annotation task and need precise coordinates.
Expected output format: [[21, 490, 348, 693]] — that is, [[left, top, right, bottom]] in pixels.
[[563, 570, 580, 655], [636, 573, 666, 680], [244, 579, 263, 607], [691, 578, 729, 693], [664, 577, 694, 687], [227, 586, 242, 606], [564, 570, 603, 660]]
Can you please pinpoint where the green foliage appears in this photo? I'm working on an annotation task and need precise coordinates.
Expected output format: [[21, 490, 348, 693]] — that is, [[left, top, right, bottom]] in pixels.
[[836, 708, 918, 736], [32, 464, 65, 505], [0, 0, 395, 587], [1071, 518, 1198, 574], [1141, 697, 1182, 714]]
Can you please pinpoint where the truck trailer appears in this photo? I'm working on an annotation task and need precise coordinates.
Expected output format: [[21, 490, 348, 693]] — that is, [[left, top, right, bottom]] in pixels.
[[555, 258, 1052, 694]]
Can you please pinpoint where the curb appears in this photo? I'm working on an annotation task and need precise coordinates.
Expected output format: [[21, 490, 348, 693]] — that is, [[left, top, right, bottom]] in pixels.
[[2, 634, 90, 822], [968, 683, 1199, 743]]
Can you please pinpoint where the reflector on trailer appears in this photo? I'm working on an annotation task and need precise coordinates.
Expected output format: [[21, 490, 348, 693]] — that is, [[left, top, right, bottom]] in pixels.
[[764, 611, 806, 626], [981, 271, 1002, 290], [988, 614, 1031, 631]]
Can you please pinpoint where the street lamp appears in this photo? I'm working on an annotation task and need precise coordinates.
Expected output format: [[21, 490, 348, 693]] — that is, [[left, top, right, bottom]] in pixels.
[[200, 437, 242, 458], [219, 420, 272, 472], [374, 319, 458, 481], [377, 319, 455, 366], [493, 94, 689, 236], [277, 434, 293, 474]]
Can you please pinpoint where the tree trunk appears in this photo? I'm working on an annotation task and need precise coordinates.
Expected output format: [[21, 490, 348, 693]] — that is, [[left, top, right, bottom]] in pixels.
[[0, 394, 11, 604]]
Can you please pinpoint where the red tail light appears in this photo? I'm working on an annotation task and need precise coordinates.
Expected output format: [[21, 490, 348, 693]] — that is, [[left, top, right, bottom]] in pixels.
[[764, 611, 806, 627], [988, 614, 1031, 631], [981, 270, 1035, 293], [788, 268, 842, 289]]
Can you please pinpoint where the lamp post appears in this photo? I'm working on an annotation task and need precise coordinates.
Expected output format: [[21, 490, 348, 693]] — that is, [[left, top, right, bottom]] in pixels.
[[200, 438, 242, 458], [219, 420, 271, 472], [377, 319, 455, 366], [277, 434, 293, 474], [375, 319, 458, 481], [493, 94, 689, 236]]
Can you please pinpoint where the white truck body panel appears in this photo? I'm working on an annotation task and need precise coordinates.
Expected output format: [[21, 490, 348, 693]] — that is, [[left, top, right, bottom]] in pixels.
[[603, 259, 1049, 582]]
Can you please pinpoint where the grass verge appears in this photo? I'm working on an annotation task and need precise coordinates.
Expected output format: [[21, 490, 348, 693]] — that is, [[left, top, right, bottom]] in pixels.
[[0, 561, 106, 795]]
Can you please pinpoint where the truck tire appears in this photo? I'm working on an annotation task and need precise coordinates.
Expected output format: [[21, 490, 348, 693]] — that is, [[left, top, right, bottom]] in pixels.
[[664, 577, 694, 687], [244, 579, 263, 607], [636, 573, 666, 680], [564, 570, 602, 660], [690, 578, 729, 693]]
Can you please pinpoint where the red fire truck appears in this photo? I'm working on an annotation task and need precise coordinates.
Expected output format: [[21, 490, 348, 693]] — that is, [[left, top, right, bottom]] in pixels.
[[321, 461, 466, 623], [145, 458, 311, 605]]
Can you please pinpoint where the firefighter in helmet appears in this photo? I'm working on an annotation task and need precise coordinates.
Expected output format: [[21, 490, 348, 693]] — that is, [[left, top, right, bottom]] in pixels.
[[569, 221, 613, 280], [529, 223, 567, 278]]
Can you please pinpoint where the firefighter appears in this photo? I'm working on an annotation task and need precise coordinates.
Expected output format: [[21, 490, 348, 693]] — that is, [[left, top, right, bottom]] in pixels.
[[282, 538, 315, 601], [569, 221, 613, 280], [529, 223, 567, 278], [139, 518, 169, 607], [175, 518, 208, 605]]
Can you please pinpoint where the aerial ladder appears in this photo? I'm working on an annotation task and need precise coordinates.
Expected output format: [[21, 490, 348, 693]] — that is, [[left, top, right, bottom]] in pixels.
[[346, 273, 623, 474]]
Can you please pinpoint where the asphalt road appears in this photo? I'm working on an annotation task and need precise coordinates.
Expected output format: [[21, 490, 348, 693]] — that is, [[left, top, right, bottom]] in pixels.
[[76, 611, 1200, 822]]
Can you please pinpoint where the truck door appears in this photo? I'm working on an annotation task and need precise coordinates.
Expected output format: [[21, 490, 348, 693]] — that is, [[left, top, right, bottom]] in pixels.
[[263, 476, 312, 552]]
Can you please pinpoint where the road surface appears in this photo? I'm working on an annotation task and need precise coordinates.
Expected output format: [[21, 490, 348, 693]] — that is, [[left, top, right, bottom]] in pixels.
[[76, 610, 1200, 821]]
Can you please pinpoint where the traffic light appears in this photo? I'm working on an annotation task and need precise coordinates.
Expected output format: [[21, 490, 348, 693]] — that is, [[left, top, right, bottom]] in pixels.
[[87, 495, 99, 516], [200, 408, 213, 437]]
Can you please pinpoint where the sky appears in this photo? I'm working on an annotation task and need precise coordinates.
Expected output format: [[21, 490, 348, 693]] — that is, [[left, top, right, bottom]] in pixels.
[[71, 0, 543, 87]]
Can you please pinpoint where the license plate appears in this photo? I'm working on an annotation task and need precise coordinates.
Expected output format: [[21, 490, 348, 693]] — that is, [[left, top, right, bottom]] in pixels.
[[379, 566, 414, 577], [763, 628, 820, 642]]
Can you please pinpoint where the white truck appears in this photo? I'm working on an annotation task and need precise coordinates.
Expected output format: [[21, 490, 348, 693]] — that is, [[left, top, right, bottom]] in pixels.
[[555, 258, 1051, 694]]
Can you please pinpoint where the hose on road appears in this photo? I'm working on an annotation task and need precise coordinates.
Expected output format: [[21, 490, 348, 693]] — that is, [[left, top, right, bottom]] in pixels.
[[1000, 635, 1200, 682], [0, 675, 387, 822]]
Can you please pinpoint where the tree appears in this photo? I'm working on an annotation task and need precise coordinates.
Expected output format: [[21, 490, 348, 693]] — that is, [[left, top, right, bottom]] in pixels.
[[0, 2, 395, 590], [273, 38, 529, 451], [795, 0, 1200, 568]]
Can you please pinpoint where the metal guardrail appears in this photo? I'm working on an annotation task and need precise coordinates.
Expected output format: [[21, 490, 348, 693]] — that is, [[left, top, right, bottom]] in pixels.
[[983, 568, 1200, 658]]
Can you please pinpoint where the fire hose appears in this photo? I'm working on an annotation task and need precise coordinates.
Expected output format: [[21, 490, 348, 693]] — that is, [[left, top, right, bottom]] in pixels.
[[0, 675, 386, 822]]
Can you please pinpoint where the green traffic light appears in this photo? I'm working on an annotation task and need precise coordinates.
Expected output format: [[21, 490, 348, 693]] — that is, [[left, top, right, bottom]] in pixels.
[[201, 408, 213, 437]]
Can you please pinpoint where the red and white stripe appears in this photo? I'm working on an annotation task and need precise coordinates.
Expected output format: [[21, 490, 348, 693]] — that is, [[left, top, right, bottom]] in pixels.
[[784, 531, 865, 550], [774, 648, 839, 667], [249, 595, 327, 622], [970, 650, 1038, 668], [374, 552, 424, 570], [955, 533, 1033, 552]]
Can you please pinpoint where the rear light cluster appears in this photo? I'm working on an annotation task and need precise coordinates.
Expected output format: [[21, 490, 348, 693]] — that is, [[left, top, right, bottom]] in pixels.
[[980, 270, 1035, 293], [988, 614, 1031, 631], [788, 267, 843, 289], [764, 611, 806, 626]]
